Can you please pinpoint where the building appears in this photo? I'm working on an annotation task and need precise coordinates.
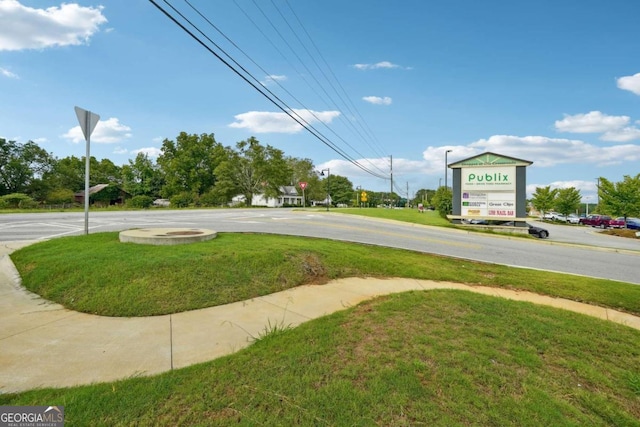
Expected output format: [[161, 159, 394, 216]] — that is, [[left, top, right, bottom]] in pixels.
[[232, 186, 303, 208], [74, 184, 131, 206]]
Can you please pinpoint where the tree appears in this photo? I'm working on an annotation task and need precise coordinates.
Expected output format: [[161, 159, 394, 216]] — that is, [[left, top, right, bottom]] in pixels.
[[323, 174, 353, 205], [93, 158, 122, 186], [0, 138, 55, 197], [413, 188, 436, 208], [599, 174, 640, 221], [122, 153, 163, 197], [286, 157, 315, 186], [531, 186, 558, 215], [43, 156, 85, 192], [432, 186, 452, 218], [213, 137, 292, 204], [553, 187, 581, 217], [157, 132, 225, 198]]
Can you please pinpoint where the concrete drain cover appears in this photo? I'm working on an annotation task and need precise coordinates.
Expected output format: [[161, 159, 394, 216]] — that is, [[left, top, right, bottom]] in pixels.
[[164, 231, 203, 236], [119, 228, 217, 245]]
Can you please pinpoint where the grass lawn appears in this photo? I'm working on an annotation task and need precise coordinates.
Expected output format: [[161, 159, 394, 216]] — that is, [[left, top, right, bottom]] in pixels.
[[5, 226, 640, 424], [331, 207, 454, 227], [1, 291, 639, 425], [10, 232, 640, 317]]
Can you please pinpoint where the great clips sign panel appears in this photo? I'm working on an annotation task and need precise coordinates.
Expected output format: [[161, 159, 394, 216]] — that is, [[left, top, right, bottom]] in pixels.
[[461, 167, 516, 218]]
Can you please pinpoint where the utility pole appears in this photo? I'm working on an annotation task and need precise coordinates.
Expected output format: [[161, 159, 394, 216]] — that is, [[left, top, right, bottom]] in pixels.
[[406, 181, 409, 207], [390, 155, 393, 207]]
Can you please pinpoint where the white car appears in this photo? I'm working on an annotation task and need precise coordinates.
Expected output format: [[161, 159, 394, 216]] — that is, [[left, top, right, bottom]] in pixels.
[[567, 214, 580, 224], [552, 213, 568, 222]]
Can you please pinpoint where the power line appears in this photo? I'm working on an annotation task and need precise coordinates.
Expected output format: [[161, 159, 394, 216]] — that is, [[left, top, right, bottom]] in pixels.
[[282, 0, 389, 163], [183, 0, 388, 177], [246, 0, 388, 176], [149, 0, 388, 179]]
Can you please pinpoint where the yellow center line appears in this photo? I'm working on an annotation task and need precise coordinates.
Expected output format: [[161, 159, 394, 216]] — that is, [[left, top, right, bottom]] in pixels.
[[286, 219, 482, 249]]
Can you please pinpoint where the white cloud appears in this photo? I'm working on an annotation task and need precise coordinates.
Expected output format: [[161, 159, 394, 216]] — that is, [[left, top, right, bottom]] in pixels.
[[261, 74, 287, 86], [362, 96, 392, 105], [113, 147, 128, 155], [229, 109, 340, 133], [617, 72, 640, 95], [32, 137, 48, 144], [132, 147, 162, 158], [554, 111, 629, 133], [464, 134, 640, 167], [353, 61, 405, 70], [0, 0, 107, 51], [63, 117, 132, 144], [601, 127, 640, 142], [0, 67, 19, 78]]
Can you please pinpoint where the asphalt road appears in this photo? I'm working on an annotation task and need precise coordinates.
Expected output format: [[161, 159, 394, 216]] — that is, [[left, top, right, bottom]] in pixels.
[[1, 209, 638, 284]]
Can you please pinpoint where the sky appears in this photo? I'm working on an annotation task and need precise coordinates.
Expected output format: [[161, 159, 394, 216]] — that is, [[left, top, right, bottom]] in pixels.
[[1, 0, 639, 202]]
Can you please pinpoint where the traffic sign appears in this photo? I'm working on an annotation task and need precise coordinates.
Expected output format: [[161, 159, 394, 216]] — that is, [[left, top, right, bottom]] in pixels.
[[299, 182, 308, 190], [74, 106, 100, 141]]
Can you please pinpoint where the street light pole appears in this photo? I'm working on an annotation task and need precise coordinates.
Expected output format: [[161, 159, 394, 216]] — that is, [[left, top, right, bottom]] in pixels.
[[320, 168, 330, 211], [585, 196, 590, 216], [444, 150, 452, 189]]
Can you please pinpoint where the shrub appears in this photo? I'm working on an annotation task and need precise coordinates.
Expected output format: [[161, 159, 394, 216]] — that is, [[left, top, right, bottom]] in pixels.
[[128, 195, 154, 209], [198, 190, 224, 207], [46, 188, 75, 205], [432, 187, 453, 219], [1, 193, 36, 209], [170, 192, 193, 208]]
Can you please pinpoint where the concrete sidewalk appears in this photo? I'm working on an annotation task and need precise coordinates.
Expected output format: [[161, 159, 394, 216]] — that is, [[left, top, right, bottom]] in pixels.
[[1, 241, 639, 394]]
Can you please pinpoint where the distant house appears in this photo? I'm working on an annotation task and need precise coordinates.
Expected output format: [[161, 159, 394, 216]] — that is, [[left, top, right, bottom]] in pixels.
[[233, 186, 303, 208], [74, 184, 131, 206]]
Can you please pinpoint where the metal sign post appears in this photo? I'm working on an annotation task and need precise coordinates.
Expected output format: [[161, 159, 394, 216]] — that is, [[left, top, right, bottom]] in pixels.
[[74, 107, 100, 235]]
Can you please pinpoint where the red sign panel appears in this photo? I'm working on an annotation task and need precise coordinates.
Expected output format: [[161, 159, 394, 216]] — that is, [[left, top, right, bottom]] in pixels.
[[299, 182, 308, 190]]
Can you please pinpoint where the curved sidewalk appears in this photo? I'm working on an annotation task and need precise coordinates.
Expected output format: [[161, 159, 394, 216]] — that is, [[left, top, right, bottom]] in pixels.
[[1, 241, 639, 395]]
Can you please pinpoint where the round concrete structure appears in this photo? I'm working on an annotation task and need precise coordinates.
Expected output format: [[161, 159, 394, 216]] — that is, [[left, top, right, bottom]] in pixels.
[[119, 228, 217, 245]]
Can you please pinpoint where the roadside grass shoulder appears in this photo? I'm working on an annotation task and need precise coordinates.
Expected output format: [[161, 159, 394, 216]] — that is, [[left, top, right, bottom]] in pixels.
[[11, 232, 640, 317]]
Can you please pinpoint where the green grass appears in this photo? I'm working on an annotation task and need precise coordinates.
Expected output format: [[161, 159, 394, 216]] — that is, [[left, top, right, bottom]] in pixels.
[[2, 291, 639, 426], [11, 232, 640, 317], [334, 207, 454, 227]]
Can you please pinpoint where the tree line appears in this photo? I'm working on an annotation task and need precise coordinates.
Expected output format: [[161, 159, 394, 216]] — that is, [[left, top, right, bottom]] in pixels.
[[530, 176, 640, 221], [0, 133, 407, 209]]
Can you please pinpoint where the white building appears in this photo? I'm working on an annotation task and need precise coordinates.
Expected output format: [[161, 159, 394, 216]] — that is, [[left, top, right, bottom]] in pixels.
[[234, 186, 303, 208]]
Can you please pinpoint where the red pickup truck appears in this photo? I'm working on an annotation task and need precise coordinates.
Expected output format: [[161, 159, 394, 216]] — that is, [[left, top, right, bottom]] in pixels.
[[579, 214, 612, 228]]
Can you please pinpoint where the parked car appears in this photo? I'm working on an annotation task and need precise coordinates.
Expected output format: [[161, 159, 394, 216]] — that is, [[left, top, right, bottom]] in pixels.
[[567, 214, 580, 224], [501, 222, 549, 239], [469, 219, 489, 225], [553, 213, 568, 222], [579, 214, 611, 228], [609, 217, 627, 229], [626, 218, 640, 230], [543, 212, 567, 222]]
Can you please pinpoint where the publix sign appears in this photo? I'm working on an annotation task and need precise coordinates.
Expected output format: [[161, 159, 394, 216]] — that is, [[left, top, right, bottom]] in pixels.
[[462, 167, 515, 191], [449, 152, 532, 223]]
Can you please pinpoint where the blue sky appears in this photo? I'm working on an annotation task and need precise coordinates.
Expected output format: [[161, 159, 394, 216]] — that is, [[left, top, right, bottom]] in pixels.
[[1, 0, 639, 202]]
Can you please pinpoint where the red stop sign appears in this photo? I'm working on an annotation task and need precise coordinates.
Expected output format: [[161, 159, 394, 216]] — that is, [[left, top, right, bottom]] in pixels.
[[299, 182, 308, 190]]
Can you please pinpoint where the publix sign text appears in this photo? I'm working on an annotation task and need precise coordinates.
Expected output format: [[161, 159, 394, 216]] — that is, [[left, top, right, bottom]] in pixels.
[[462, 167, 515, 191]]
